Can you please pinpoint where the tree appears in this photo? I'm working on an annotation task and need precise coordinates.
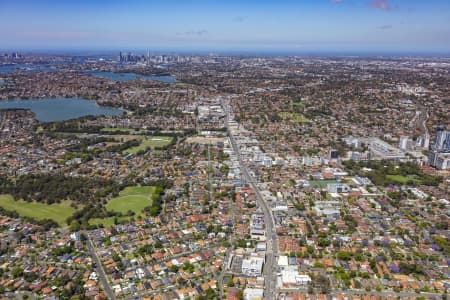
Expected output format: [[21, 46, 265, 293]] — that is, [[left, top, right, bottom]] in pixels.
[[112, 251, 120, 262], [12, 267, 24, 278], [70, 220, 80, 232], [337, 250, 352, 261], [227, 277, 235, 287], [236, 290, 244, 300], [317, 238, 331, 247]]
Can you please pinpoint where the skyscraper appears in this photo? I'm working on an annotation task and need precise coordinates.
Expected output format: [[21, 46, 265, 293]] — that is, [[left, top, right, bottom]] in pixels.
[[399, 136, 409, 151], [433, 127, 450, 152], [429, 126, 450, 169]]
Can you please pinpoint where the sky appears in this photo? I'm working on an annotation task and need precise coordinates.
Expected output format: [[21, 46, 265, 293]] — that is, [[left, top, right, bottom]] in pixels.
[[0, 0, 449, 54]]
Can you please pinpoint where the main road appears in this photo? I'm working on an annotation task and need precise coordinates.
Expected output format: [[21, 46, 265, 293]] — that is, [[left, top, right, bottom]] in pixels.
[[224, 99, 278, 300]]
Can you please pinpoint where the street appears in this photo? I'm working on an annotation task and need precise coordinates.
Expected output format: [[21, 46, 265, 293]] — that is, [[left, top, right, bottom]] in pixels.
[[84, 232, 117, 300], [226, 99, 278, 300]]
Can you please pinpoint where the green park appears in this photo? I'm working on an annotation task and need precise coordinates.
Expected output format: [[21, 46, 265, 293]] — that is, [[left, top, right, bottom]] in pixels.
[[0, 195, 74, 226]]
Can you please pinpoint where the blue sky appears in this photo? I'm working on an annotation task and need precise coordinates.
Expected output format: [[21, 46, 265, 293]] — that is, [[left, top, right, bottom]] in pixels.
[[1, 0, 449, 54]]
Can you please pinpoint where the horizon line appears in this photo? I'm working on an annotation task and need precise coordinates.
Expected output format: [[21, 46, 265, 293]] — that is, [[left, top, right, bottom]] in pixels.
[[1, 48, 450, 58]]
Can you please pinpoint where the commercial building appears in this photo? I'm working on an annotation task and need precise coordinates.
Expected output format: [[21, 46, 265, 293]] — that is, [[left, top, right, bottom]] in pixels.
[[367, 137, 406, 160], [250, 213, 266, 239], [327, 183, 350, 193], [243, 288, 264, 300], [280, 269, 312, 286], [242, 256, 265, 277]]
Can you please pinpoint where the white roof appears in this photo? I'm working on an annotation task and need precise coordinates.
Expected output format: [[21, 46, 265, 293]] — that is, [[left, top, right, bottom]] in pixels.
[[242, 257, 265, 270], [278, 255, 289, 267], [244, 288, 264, 300]]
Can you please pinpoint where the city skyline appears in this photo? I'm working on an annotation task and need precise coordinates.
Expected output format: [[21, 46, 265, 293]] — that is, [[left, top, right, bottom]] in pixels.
[[1, 0, 450, 55]]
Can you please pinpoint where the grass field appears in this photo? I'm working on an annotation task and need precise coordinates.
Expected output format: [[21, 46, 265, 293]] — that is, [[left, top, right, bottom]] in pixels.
[[90, 186, 157, 227], [119, 186, 156, 196], [106, 186, 156, 215], [89, 217, 126, 227], [123, 136, 173, 154], [278, 112, 309, 123], [107, 195, 152, 214], [0, 195, 74, 226], [386, 175, 421, 184], [89, 217, 115, 227]]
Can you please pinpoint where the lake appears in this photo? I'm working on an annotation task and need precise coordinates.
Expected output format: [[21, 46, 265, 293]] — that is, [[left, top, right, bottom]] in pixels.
[[89, 71, 177, 83], [0, 98, 124, 122]]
